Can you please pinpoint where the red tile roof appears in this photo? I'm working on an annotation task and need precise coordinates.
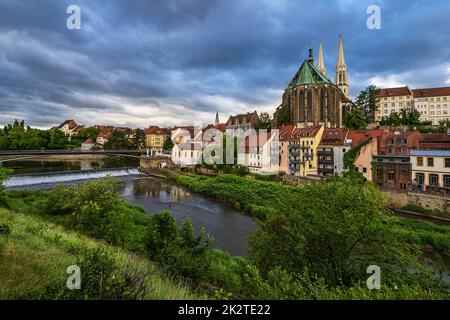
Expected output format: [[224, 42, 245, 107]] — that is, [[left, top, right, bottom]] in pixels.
[[377, 86, 412, 97], [412, 87, 450, 98], [291, 125, 322, 139], [347, 129, 384, 148], [320, 128, 349, 146], [377, 131, 421, 155], [418, 132, 450, 150], [145, 126, 164, 135], [278, 125, 296, 141], [58, 119, 78, 130], [226, 111, 259, 127]]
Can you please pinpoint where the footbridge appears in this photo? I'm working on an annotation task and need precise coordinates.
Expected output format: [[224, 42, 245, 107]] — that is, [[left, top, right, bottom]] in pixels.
[[0, 150, 143, 163]]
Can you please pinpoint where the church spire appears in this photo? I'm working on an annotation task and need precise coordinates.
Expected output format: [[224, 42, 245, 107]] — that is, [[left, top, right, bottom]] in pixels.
[[337, 34, 346, 66], [335, 34, 349, 98], [215, 112, 219, 126], [308, 46, 314, 64], [317, 40, 326, 75]]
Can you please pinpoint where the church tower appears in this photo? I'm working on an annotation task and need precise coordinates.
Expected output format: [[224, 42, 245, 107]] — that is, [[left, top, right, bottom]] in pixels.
[[334, 34, 349, 98], [316, 40, 326, 76], [215, 112, 219, 126]]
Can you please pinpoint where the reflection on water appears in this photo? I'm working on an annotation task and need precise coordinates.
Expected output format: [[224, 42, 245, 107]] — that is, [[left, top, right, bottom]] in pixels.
[[118, 176, 257, 256], [4, 160, 90, 174], [4, 157, 139, 174]]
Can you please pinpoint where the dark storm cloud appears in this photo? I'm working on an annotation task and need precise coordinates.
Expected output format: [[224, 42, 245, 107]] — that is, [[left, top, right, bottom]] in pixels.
[[0, 0, 449, 128]]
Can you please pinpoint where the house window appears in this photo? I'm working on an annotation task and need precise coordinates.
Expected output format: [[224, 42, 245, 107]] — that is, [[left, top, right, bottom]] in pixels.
[[427, 158, 434, 167], [363, 167, 367, 173], [388, 171, 395, 181], [444, 175, 450, 188], [445, 158, 450, 168], [416, 173, 424, 186], [429, 174, 439, 187]]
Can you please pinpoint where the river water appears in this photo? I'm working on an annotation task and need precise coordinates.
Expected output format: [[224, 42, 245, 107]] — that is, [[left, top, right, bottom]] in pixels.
[[3, 160, 257, 256]]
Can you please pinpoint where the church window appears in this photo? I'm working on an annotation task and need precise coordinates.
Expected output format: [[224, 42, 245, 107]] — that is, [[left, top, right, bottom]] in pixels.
[[320, 89, 325, 121], [307, 90, 313, 122]]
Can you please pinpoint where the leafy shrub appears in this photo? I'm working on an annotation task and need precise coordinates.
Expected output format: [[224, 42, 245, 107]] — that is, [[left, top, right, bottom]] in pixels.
[[146, 210, 212, 284], [0, 223, 11, 237], [44, 178, 148, 250], [39, 246, 149, 300]]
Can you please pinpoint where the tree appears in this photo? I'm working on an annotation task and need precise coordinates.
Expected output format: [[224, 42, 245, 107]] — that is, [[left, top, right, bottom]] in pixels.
[[248, 175, 420, 287], [104, 130, 133, 150], [48, 129, 69, 149], [162, 136, 174, 152], [255, 112, 272, 130], [0, 163, 9, 206], [274, 104, 291, 126], [344, 107, 367, 130], [354, 85, 380, 123], [133, 128, 146, 150], [145, 210, 212, 283]]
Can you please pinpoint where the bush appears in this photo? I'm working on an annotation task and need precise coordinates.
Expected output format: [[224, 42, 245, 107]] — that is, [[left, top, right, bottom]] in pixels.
[[0, 223, 11, 237], [44, 178, 148, 250], [39, 246, 149, 300], [146, 210, 212, 284]]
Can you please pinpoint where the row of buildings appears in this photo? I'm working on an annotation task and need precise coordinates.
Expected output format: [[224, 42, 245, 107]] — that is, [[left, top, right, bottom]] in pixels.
[[376, 86, 450, 125]]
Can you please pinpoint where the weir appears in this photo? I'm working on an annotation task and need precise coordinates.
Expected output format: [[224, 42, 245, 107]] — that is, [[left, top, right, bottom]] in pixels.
[[3, 167, 143, 188]]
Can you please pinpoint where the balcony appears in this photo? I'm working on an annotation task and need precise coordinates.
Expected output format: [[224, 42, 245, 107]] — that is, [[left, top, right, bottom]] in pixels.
[[318, 168, 334, 174], [318, 150, 333, 157], [318, 159, 334, 165]]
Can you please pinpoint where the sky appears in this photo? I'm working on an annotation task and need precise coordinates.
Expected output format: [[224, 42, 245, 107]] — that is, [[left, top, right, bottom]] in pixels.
[[0, 0, 449, 129]]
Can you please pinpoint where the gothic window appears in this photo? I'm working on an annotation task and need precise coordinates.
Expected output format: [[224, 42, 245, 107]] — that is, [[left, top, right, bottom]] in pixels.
[[299, 91, 305, 122], [307, 90, 313, 122], [320, 89, 325, 121]]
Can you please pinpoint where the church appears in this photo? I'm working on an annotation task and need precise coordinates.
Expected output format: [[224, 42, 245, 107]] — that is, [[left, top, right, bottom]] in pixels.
[[275, 35, 351, 128]]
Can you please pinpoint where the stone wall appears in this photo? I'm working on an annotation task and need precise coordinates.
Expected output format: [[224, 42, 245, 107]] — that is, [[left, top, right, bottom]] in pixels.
[[384, 191, 450, 213]]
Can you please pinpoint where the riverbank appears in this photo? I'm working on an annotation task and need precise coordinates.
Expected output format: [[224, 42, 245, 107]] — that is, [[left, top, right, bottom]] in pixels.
[[174, 173, 450, 265], [1, 165, 449, 299], [0, 206, 198, 299]]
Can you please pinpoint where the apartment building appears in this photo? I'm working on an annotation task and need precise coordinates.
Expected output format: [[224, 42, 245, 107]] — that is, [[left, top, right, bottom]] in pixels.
[[317, 128, 350, 177], [347, 129, 384, 180], [371, 131, 420, 193], [238, 132, 279, 174], [278, 125, 296, 174], [145, 126, 165, 156], [171, 126, 203, 167], [411, 150, 450, 193], [412, 87, 450, 125], [288, 125, 324, 177], [375, 87, 413, 122]]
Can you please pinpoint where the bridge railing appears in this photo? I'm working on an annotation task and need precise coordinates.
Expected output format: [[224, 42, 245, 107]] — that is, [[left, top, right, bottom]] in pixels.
[[0, 149, 143, 155]]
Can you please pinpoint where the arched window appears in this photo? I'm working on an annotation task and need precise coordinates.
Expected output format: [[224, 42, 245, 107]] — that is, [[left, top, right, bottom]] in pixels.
[[320, 88, 325, 121], [307, 90, 313, 122], [299, 91, 305, 122]]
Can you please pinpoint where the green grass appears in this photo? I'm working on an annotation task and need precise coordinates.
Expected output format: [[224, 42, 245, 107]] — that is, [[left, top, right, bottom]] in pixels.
[[176, 173, 450, 260], [0, 207, 198, 300], [402, 204, 449, 219]]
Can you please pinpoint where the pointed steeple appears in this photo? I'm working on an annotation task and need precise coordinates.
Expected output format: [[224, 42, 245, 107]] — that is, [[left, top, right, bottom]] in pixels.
[[317, 40, 326, 76], [215, 112, 219, 126], [308, 45, 314, 64], [335, 34, 349, 98], [337, 34, 346, 66]]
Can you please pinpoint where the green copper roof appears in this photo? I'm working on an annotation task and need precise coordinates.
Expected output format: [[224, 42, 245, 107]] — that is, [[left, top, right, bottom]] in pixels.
[[287, 58, 331, 89]]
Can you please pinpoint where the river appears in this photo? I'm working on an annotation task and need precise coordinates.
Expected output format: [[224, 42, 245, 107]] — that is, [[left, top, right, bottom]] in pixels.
[[2, 160, 257, 256]]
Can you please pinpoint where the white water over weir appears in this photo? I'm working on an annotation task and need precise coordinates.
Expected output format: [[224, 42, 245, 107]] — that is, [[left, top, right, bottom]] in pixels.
[[3, 168, 142, 188]]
